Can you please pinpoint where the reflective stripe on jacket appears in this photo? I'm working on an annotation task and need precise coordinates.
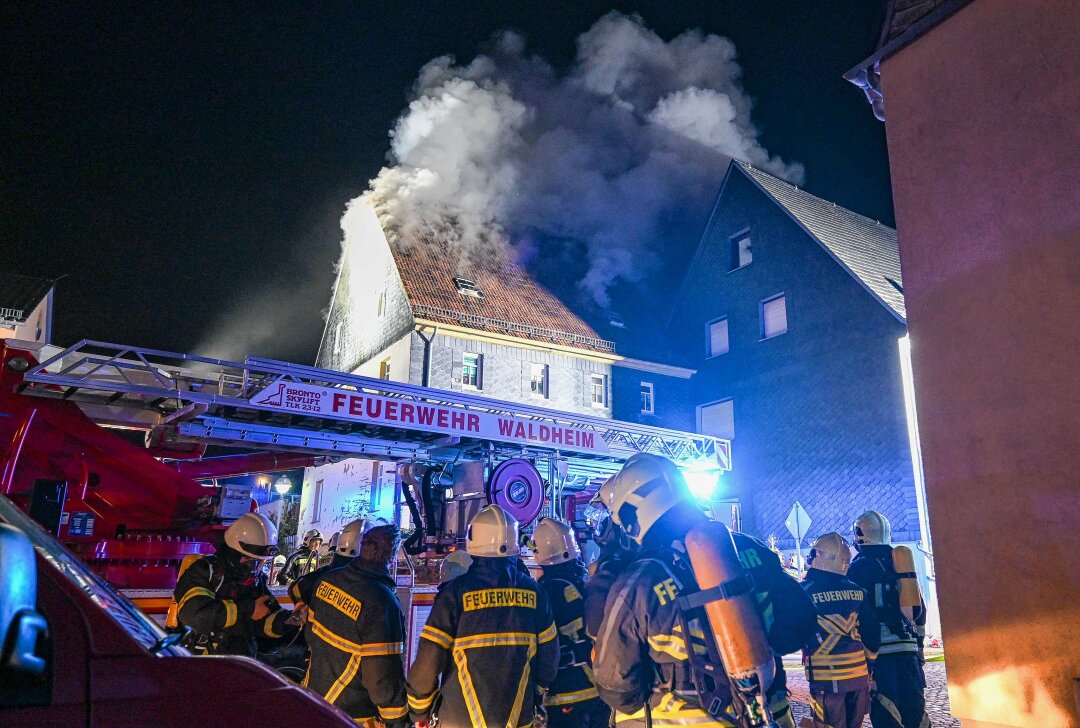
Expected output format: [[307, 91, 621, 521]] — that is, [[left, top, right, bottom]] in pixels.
[[172, 549, 290, 657], [593, 532, 817, 727], [304, 558, 408, 726], [406, 556, 560, 728], [539, 561, 603, 709], [801, 567, 879, 693]]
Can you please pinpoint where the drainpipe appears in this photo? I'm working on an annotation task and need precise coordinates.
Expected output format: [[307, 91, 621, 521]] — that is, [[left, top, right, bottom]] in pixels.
[[416, 326, 439, 387]]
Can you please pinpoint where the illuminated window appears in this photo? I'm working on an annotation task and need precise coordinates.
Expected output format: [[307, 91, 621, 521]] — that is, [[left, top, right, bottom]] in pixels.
[[530, 363, 547, 398], [761, 294, 788, 339], [379, 358, 391, 380], [641, 382, 654, 414], [729, 231, 752, 271], [698, 399, 734, 440], [462, 353, 482, 389], [707, 317, 729, 357], [453, 277, 484, 299], [312, 479, 324, 521], [334, 322, 343, 356], [590, 374, 607, 407]]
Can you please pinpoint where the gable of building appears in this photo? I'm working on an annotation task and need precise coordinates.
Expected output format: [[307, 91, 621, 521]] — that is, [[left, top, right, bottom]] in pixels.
[[0, 273, 52, 326], [735, 162, 905, 320]]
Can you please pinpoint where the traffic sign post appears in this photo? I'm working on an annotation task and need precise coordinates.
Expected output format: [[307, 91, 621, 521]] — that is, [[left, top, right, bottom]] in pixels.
[[785, 501, 812, 578]]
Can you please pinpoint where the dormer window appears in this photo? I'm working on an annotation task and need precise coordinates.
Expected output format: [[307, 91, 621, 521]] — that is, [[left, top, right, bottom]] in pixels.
[[453, 277, 484, 299]]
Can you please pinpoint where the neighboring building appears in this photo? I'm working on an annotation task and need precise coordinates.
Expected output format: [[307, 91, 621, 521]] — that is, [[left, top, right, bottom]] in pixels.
[[657, 162, 921, 558], [0, 273, 54, 344], [847, 1, 1080, 724]]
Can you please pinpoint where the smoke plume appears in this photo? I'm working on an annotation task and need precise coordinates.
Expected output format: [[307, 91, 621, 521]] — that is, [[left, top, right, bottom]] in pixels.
[[356, 12, 803, 307]]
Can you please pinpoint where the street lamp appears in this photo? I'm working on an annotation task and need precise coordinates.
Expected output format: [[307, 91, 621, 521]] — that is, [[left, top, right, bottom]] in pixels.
[[273, 475, 293, 534]]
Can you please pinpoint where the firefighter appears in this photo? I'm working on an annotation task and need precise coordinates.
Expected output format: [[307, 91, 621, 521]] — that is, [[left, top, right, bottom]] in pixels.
[[407, 504, 560, 728], [593, 454, 818, 728], [583, 476, 638, 640], [289, 518, 367, 610], [847, 511, 930, 728], [172, 512, 294, 657], [304, 524, 409, 727], [801, 532, 881, 728], [277, 528, 324, 585], [438, 550, 473, 588], [533, 518, 611, 728]]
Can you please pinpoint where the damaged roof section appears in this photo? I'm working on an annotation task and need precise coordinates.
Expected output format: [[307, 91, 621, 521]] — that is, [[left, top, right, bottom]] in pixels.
[[390, 226, 615, 354], [0, 272, 53, 324]]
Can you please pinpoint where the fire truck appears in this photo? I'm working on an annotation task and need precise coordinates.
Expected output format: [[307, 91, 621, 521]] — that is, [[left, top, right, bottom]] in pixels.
[[0, 338, 730, 724]]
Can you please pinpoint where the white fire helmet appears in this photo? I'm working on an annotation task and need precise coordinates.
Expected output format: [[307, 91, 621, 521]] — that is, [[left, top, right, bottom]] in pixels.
[[466, 504, 520, 557], [590, 476, 617, 510], [852, 510, 892, 547], [809, 532, 853, 574], [224, 512, 279, 559], [609, 453, 691, 545], [302, 529, 324, 547], [440, 550, 473, 584], [327, 531, 341, 552], [532, 518, 580, 566], [335, 518, 367, 558]]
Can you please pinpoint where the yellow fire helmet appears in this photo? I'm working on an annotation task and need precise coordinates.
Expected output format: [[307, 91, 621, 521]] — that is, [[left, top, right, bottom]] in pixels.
[[808, 532, 853, 574], [609, 453, 691, 545], [852, 510, 892, 547], [532, 518, 580, 566], [224, 512, 279, 560], [466, 504, 520, 557]]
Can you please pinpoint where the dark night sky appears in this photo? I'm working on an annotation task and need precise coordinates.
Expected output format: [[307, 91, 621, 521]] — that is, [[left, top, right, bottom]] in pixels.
[[1, 1, 890, 363]]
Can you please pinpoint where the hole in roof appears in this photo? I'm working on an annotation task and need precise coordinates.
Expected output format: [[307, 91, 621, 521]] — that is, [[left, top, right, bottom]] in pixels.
[[885, 277, 904, 294], [453, 277, 484, 299]]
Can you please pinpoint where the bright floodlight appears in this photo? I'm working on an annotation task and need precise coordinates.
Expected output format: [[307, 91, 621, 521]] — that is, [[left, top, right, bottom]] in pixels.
[[683, 468, 721, 501], [273, 474, 293, 495]]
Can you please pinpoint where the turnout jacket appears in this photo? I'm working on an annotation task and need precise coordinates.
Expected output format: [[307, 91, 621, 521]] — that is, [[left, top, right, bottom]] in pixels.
[[584, 535, 637, 641], [593, 532, 818, 727], [289, 553, 350, 606], [801, 568, 880, 693], [305, 558, 408, 726], [277, 545, 320, 585], [538, 559, 602, 708], [847, 546, 925, 657], [407, 556, 560, 728], [173, 547, 292, 656]]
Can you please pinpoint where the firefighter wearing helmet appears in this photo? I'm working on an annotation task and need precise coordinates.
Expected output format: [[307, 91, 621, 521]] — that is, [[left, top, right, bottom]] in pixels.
[[407, 504, 559, 728], [171, 512, 295, 656], [277, 528, 324, 585], [289, 518, 368, 610], [583, 475, 638, 640], [801, 532, 881, 728], [532, 518, 611, 728], [847, 511, 930, 728], [592, 454, 817, 728]]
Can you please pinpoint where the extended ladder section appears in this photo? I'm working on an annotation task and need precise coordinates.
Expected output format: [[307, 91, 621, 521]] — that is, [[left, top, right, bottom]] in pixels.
[[18, 340, 731, 477]]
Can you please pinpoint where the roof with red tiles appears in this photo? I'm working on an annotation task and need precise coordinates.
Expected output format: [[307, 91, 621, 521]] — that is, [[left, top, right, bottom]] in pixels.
[[389, 226, 615, 355]]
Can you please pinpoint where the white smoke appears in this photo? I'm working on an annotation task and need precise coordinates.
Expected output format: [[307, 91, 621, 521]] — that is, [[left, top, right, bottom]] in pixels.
[[356, 11, 803, 306]]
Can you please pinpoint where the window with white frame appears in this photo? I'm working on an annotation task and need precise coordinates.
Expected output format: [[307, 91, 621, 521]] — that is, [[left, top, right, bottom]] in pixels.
[[590, 373, 607, 407], [312, 479, 325, 522], [729, 231, 752, 271], [530, 363, 548, 398], [462, 353, 482, 389], [707, 317, 729, 357], [376, 289, 387, 317], [641, 382, 654, 414], [761, 294, 788, 339], [698, 399, 734, 440], [379, 358, 391, 380]]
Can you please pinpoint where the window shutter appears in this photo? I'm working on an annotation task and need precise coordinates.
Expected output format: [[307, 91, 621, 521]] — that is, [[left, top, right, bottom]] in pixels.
[[762, 296, 787, 338], [699, 400, 734, 439], [709, 319, 729, 356]]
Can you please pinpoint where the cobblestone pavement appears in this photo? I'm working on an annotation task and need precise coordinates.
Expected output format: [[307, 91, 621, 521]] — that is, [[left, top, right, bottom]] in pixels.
[[785, 661, 959, 727]]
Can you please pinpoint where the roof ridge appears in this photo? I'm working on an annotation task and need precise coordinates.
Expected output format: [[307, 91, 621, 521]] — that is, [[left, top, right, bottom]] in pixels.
[[734, 161, 893, 230]]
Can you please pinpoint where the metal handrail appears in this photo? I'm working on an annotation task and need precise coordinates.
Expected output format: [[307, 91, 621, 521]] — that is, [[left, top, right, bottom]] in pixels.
[[412, 304, 616, 353]]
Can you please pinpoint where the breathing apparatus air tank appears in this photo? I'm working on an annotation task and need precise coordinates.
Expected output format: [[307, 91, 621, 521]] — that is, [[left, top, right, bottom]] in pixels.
[[892, 544, 922, 612], [684, 519, 775, 705]]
